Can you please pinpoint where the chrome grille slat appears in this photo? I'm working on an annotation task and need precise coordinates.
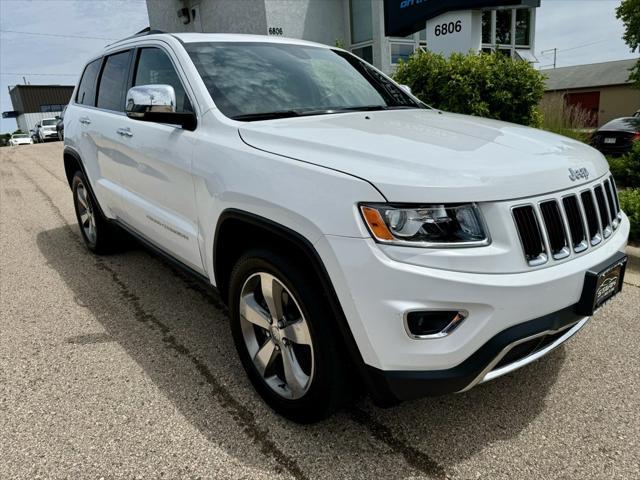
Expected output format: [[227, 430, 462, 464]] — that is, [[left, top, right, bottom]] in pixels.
[[580, 190, 602, 246], [604, 177, 620, 228], [594, 185, 612, 238], [562, 195, 588, 253], [513, 178, 622, 267], [512, 206, 547, 266], [539, 200, 570, 259]]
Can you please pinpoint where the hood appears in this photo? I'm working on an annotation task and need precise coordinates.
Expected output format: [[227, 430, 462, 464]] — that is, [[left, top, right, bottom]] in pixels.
[[238, 109, 609, 203]]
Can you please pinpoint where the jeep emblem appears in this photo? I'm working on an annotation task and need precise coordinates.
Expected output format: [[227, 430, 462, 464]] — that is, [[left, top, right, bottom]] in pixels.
[[568, 167, 589, 182]]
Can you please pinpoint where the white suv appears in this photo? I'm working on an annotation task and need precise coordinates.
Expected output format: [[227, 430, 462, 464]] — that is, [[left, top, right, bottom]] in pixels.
[[37, 118, 60, 142], [63, 32, 630, 422]]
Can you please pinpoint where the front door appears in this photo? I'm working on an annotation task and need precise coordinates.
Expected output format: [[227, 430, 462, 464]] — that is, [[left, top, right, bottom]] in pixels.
[[114, 46, 204, 273]]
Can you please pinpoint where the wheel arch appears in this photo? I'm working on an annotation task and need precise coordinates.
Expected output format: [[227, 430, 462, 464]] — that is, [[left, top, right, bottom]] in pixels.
[[63, 147, 85, 188], [213, 209, 370, 388], [63, 146, 107, 218]]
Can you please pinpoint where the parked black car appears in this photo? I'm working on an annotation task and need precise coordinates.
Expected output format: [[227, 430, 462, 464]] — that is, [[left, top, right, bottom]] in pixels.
[[29, 123, 40, 143], [591, 115, 640, 156], [56, 106, 67, 141]]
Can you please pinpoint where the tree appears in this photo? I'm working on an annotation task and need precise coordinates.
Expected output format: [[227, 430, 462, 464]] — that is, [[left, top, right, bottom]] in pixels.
[[616, 0, 640, 88]]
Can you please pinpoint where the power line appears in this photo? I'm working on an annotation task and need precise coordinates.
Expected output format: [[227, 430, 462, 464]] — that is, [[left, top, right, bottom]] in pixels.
[[0, 29, 117, 41], [1, 72, 78, 77], [557, 39, 610, 53]]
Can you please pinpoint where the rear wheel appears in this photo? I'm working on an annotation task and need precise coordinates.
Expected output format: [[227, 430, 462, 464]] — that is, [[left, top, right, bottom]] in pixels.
[[229, 249, 349, 423], [71, 171, 124, 254]]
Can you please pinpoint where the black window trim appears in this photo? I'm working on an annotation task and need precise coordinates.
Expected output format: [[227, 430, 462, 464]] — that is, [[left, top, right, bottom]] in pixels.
[[95, 48, 134, 114], [73, 41, 199, 130], [131, 45, 196, 116], [75, 56, 103, 107]]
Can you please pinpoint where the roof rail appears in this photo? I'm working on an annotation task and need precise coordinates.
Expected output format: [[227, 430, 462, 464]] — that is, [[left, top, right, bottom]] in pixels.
[[106, 27, 167, 46]]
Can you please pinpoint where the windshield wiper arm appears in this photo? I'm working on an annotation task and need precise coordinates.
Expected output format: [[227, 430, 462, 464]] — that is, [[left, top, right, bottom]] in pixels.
[[231, 110, 304, 121]]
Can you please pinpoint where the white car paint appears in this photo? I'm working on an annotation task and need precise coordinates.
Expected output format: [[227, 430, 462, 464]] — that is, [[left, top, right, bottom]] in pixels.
[[37, 118, 59, 142], [8, 134, 33, 146], [64, 33, 629, 389]]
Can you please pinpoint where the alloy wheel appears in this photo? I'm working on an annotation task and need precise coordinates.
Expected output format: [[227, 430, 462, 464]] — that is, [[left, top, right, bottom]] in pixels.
[[75, 182, 96, 244], [239, 272, 314, 399]]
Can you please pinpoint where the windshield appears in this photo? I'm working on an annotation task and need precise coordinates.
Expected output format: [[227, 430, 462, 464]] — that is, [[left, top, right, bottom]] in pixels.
[[13, 134, 28, 138], [185, 42, 423, 121], [42, 119, 57, 126]]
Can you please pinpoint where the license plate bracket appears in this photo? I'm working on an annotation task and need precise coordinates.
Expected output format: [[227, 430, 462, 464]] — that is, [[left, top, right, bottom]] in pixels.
[[575, 251, 627, 316]]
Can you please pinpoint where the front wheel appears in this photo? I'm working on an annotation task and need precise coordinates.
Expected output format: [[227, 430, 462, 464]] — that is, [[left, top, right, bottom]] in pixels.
[[229, 249, 349, 423]]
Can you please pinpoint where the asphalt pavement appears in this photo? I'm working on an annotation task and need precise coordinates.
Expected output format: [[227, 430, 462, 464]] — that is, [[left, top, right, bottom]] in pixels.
[[1, 142, 639, 479]]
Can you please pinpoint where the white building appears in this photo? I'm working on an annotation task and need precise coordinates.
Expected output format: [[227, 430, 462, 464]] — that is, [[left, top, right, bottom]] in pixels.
[[146, 0, 540, 75]]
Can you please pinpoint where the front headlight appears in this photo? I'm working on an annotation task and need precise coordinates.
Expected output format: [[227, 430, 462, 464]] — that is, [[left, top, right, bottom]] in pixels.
[[360, 203, 489, 247]]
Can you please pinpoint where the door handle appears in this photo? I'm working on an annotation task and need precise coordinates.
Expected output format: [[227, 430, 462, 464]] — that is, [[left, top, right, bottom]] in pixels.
[[79, 116, 91, 125], [116, 127, 133, 137]]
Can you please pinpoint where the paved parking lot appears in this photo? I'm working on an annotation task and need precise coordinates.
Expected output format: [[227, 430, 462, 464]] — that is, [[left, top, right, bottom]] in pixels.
[[1, 142, 639, 479]]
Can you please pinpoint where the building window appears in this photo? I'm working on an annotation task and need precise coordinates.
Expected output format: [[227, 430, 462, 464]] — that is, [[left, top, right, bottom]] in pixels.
[[481, 8, 534, 58], [482, 11, 492, 44], [515, 9, 531, 46], [350, 0, 372, 44], [390, 43, 414, 64], [495, 9, 512, 45], [39, 104, 65, 112], [352, 45, 373, 64]]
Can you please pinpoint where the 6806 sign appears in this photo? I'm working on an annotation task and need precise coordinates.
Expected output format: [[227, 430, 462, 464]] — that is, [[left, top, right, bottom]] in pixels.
[[434, 20, 462, 36]]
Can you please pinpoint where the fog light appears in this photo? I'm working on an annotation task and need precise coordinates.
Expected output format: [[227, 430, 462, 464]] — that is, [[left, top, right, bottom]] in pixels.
[[405, 310, 467, 339]]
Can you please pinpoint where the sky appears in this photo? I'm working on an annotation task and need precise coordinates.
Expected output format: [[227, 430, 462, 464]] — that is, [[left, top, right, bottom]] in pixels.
[[1, 0, 639, 133]]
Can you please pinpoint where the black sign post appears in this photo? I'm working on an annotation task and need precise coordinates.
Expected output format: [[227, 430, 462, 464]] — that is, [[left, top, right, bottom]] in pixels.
[[384, 0, 540, 37]]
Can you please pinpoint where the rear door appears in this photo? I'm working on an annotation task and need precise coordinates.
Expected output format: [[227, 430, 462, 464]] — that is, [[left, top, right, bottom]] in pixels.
[[87, 49, 135, 220], [113, 45, 204, 273], [68, 55, 126, 218]]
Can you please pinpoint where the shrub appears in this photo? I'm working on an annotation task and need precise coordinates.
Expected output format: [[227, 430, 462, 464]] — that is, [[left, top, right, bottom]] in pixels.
[[619, 188, 640, 241], [393, 50, 546, 126], [538, 94, 595, 143], [608, 141, 640, 188]]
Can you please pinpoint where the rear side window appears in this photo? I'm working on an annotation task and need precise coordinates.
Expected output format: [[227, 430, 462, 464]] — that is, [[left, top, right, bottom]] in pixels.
[[97, 50, 132, 112], [76, 58, 101, 106], [134, 48, 193, 113]]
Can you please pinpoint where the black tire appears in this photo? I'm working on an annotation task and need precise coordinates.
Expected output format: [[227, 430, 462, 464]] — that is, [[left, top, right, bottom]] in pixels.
[[71, 170, 124, 254], [228, 249, 350, 423]]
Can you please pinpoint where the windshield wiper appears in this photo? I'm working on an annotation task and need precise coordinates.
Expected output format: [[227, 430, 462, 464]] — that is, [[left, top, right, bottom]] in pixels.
[[231, 110, 305, 121], [231, 105, 419, 121]]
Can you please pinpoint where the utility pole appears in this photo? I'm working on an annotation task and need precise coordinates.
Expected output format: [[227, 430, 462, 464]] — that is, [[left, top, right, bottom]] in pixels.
[[541, 48, 557, 69]]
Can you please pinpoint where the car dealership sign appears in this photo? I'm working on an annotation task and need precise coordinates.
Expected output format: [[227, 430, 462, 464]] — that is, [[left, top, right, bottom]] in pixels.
[[384, 0, 540, 37]]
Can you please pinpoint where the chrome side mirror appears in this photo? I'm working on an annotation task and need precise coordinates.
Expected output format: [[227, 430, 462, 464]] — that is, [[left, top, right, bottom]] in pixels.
[[400, 84, 412, 95], [125, 84, 196, 130], [126, 84, 176, 116]]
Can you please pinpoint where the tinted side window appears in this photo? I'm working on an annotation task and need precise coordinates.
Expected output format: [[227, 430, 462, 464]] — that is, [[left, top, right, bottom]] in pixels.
[[97, 50, 132, 112], [76, 58, 102, 106], [134, 48, 192, 113]]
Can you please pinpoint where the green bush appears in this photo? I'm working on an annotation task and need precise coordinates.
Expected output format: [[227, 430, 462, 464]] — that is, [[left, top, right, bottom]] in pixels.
[[607, 141, 640, 188], [394, 50, 546, 126], [619, 188, 640, 241]]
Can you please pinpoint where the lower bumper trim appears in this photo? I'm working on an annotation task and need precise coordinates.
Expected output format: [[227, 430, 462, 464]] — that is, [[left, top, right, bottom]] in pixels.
[[365, 306, 586, 404]]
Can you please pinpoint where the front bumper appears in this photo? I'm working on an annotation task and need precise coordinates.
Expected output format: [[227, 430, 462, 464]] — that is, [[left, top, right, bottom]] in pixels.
[[365, 308, 589, 402], [315, 213, 629, 402]]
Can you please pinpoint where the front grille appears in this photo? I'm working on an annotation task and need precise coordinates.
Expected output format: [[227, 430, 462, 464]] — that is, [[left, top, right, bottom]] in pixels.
[[513, 176, 621, 267]]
